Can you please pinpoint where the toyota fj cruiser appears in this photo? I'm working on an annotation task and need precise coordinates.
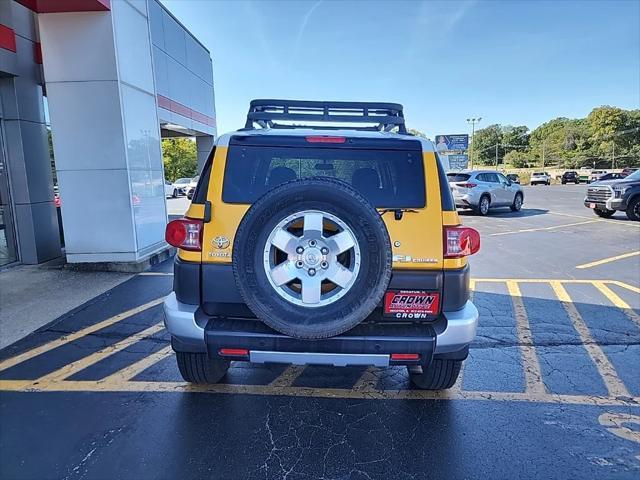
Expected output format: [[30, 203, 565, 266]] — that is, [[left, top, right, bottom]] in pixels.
[[163, 100, 480, 390]]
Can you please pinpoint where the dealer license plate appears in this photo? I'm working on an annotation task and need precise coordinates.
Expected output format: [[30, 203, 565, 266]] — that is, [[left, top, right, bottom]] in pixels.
[[383, 290, 440, 319]]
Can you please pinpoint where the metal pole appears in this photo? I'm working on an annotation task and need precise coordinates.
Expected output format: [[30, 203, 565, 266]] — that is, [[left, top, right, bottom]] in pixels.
[[470, 122, 475, 169], [495, 143, 499, 170], [467, 117, 481, 170], [542, 143, 545, 170]]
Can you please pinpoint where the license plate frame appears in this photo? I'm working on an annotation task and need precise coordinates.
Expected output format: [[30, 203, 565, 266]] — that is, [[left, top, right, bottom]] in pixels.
[[383, 290, 440, 319]]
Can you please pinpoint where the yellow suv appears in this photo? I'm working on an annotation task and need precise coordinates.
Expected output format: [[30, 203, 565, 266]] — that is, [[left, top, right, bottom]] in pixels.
[[163, 100, 480, 390]]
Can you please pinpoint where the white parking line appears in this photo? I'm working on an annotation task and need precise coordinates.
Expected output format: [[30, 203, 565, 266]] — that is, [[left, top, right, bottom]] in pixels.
[[489, 220, 598, 236], [576, 251, 640, 269]]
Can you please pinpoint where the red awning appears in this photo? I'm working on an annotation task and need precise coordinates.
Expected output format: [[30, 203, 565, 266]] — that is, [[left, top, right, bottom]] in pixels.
[[16, 0, 110, 13]]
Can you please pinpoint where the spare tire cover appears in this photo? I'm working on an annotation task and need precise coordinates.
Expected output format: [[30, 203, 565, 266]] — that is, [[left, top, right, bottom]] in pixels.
[[232, 177, 392, 339]]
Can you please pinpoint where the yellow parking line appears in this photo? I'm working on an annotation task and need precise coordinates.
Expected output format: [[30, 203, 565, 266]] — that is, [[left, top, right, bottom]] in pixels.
[[489, 220, 598, 236], [610, 281, 640, 294], [550, 282, 630, 398], [268, 365, 307, 387], [593, 282, 640, 327], [35, 323, 165, 384], [474, 278, 637, 285], [576, 251, 640, 269], [506, 281, 545, 394], [0, 378, 637, 407], [475, 278, 598, 283], [0, 297, 165, 373], [102, 345, 173, 383]]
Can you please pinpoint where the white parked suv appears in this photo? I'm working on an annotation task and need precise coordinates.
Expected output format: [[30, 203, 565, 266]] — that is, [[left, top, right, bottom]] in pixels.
[[448, 170, 524, 215], [530, 172, 551, 185]]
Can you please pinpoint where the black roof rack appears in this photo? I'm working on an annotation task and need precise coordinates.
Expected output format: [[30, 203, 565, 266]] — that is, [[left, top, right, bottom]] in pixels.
[[244, 99, 407, 134]]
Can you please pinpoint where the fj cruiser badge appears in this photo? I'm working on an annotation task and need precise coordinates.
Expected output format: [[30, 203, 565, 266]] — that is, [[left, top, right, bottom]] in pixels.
[[212, 236, 230, 249]]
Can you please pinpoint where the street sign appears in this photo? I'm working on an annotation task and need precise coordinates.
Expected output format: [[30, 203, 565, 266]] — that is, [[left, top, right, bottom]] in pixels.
[[435, 134, 469, 153], [447, 154, 469, 170]]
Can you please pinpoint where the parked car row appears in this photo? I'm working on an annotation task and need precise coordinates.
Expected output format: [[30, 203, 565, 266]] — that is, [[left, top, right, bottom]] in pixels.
[[564, 167, 638, 185]]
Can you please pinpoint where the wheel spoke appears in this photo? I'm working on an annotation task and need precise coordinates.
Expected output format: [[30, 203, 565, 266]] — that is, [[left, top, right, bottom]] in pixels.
[[301, 276, 322, 304], [327, 264, 354, 288], [270, 229, 298, 255], [270, 261, 297, 286], [327, 231, 355, 254], [303, 212, 324, 237]]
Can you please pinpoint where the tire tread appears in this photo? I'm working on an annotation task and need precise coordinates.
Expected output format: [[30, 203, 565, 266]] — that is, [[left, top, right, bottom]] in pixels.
[[408, 359, 462, 390], [176, 351, 229, 384]]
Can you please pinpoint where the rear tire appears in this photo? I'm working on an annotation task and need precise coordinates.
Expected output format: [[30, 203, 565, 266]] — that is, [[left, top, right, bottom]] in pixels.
[[408, 359, 462, 390], [626, 196, 640, 221], [176, 351, 229, 384], [594, 207, 615, 218], [172, 188, 178, 198]]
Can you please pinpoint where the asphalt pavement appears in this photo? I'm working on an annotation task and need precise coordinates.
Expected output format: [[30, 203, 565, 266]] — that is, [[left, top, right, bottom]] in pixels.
[[1, 184, 639, 479]]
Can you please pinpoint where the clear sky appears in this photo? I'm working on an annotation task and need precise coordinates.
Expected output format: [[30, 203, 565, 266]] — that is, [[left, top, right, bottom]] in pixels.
[[161, 0, 640, 138]]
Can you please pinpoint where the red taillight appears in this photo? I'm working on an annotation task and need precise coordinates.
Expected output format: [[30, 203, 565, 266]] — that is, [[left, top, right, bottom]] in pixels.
[[391, 353, 420, 361], [305, 136, 346, 144], [165, 218, 203, 251], [458, 183, 477, 188], [219, 348, 249, 356], [444, 226, 481, 258]]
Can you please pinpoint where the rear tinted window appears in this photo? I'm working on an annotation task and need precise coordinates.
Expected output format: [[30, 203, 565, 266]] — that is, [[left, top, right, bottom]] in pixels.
[[447, 173, 470, 182], [222, 142, 426, 208]]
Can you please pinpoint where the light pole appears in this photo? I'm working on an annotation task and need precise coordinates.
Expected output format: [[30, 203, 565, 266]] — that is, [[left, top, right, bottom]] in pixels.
[[466, 117, 482, 169]]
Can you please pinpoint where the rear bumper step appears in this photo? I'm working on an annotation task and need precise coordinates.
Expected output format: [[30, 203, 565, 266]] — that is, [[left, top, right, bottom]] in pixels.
[[250, 351, 391, 367], [203, 317, 435, 366]]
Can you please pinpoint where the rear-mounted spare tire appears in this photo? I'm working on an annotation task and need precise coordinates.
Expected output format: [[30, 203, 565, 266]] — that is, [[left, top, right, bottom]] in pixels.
[[232, 177, 392, 339]]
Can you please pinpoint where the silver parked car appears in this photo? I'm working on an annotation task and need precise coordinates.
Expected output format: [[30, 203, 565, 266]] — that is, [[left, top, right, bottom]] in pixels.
[[447, 170, 524, 215]]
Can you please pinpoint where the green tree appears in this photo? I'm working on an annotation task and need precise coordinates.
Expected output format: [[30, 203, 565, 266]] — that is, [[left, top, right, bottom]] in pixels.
[[501, 125, 529, 150], [162, 138, 197, 182], [503, 150, 531, 168], [586, 106, 638, 167], [470, 124, 502, 165]]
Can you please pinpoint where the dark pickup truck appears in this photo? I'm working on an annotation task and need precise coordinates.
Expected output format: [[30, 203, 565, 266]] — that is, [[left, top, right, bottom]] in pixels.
[[584, 169, 640, 220]]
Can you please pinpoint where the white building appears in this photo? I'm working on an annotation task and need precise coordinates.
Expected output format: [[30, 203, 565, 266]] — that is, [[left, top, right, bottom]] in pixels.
[[0, 0, 216, 267]]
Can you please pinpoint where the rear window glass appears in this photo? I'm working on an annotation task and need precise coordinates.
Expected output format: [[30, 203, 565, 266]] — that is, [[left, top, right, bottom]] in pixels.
[[222, 144, 426, 208], [447, 173, 470, 182]]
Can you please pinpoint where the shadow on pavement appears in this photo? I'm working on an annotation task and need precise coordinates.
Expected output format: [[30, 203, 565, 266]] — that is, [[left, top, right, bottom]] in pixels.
[[459, 208, 549, 218]]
